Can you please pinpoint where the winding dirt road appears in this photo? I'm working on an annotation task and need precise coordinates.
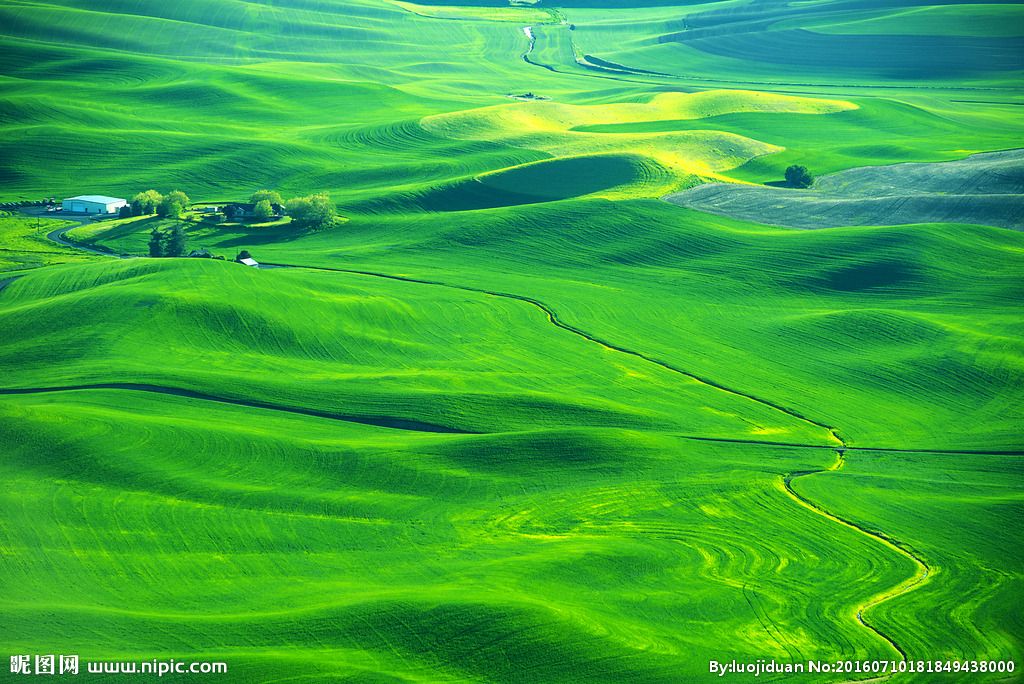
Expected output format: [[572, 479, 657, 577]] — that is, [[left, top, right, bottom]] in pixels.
[[46, 224, 128, 257]]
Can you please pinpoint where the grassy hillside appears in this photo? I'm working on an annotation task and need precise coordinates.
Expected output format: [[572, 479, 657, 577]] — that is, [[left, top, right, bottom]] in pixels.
[[0, 258, 832, 441], [72, 198, 1023, 451], [2, 1, 1022, 202], [794, 450, 1023, 666], [1, 0, 1022, 681], [0, 215, 99, 272], [0, 385, 899, 681], [570, 1, 1024, 87], [1, 259, 1010, 681]]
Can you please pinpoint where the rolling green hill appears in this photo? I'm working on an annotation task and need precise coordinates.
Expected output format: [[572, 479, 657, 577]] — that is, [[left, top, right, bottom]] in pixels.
[[1, 0, 1022, 681]]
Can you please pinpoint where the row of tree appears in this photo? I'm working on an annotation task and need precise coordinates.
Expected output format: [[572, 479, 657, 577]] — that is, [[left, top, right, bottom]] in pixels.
[[134, 189, 337, 260], [126, 188, 337, 231], [128, 189, 191, 219], [245, 189, 337, 230]]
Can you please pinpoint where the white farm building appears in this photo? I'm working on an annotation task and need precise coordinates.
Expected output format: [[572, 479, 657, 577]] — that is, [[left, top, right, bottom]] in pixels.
[[62, 195, 127, 215]]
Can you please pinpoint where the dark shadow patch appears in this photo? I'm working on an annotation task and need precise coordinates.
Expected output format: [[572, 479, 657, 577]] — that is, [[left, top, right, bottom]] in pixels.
[[410, 155, 645, 212], [0, 276, 22, 295], [581, 54, 669, 76], [821, 261, 920, 292]]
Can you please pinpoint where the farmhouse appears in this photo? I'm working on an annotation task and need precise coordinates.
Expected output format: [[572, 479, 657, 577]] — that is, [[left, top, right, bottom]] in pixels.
[[237, 257, 259, 268], [61, 195, 127, 215], [223, 202, 285, 220]]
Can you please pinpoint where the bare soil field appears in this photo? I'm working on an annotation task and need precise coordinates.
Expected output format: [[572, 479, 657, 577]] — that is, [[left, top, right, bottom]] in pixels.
[[665, 149, 1024, 230]]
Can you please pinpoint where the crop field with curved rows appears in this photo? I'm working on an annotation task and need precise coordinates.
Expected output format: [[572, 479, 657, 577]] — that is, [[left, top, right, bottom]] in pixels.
[[0, 0, 1022, 681]]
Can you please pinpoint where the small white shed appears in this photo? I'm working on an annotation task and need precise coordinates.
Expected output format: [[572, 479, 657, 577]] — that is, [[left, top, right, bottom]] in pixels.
[[238, 257, 259, 268], [62, 195, 127, 214]]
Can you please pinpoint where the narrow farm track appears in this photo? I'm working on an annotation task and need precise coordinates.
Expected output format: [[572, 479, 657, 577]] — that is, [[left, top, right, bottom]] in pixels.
[[785, 452, 932, 666], [46, 226, 130, 258], [28, 233, 991, 667]]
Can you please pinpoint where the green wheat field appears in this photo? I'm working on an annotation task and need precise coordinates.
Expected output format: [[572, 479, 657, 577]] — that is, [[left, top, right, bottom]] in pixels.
[[0, 0, 1022, 681]]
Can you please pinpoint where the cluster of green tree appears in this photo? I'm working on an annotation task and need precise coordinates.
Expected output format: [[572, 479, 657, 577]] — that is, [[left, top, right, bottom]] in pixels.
[[248, 190, 282, 221], [785, 165, 814, 188], [285, 193, 336, 230], [126, 190, 191, 219], [148, 225, 187, 258], [245, 189, 337, 230]]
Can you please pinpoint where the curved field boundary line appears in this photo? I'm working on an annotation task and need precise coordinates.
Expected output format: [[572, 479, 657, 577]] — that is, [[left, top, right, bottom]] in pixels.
[[676, 434, 1024, 456], [784, 451, 931, 666], [247, 264, 1024, 458], [0, 384, 474, 434], [378, 3, 1015, 95], [262, 262, 844, 447]]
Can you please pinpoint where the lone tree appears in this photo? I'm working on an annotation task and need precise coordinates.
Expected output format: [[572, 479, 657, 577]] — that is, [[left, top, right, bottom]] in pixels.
[[148, 228, 165, 257], [252, 199, 274, 221], [157, 190, 190, 218], [250, 189, 283, 206], [132, 189, 163, 215], [785, 165, 813, 188], [165, 224, 187, 257], [285, 193, 336, 231]]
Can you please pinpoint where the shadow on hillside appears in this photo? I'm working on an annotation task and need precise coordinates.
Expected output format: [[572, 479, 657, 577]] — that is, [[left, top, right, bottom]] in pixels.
[[87, 215, 164, 241], [209, 222, 313, 247]]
